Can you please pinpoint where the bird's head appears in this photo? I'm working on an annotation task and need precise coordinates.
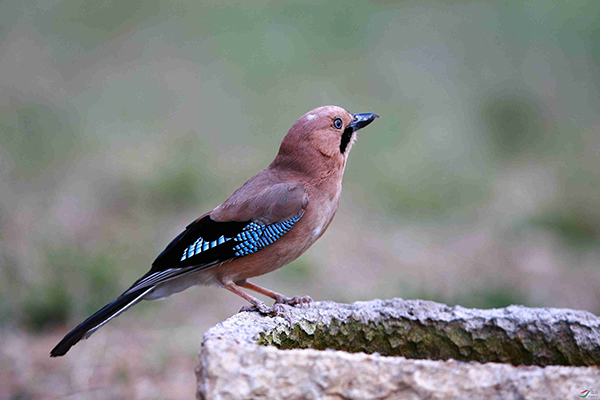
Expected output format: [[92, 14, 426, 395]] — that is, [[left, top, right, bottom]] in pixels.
[[273, 105, 379, 176]]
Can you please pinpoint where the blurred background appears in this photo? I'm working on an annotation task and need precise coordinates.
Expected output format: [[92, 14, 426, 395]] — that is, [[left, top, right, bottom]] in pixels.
[[1, 0, 599, 398]]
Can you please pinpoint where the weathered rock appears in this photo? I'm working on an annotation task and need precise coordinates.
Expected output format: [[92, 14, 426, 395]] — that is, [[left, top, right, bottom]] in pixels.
[[196, 298, 600, 399]]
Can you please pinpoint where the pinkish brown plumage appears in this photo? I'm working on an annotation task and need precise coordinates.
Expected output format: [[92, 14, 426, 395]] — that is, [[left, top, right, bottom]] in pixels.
[[51, 106, 379, 357]]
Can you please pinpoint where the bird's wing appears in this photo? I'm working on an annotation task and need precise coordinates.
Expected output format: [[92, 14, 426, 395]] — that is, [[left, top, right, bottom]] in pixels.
[[122, 182, 307, 294]]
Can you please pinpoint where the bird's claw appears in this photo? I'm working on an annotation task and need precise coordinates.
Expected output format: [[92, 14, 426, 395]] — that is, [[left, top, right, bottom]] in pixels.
[[275, 294, 314, 308], [239, 304, 258, 313], [239, 303, 292, 323]]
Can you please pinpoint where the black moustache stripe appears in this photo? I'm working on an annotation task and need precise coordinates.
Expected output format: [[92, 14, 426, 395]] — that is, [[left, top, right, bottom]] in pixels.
[[340, 126, 353, 153]]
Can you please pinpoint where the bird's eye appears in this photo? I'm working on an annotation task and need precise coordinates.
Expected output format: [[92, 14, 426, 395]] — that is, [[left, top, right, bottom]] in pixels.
[[334, 118, 343, 129]]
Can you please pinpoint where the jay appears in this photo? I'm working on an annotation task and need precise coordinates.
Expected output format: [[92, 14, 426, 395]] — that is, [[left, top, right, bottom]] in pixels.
[[51, 105, 378, 357]]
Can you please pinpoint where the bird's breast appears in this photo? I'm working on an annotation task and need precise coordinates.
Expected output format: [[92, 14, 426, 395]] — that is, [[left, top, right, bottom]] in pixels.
[[307, 182, 342, 242]]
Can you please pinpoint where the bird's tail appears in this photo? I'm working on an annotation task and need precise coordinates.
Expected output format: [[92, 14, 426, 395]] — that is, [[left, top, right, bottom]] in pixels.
[[50, 286, 154, 357]]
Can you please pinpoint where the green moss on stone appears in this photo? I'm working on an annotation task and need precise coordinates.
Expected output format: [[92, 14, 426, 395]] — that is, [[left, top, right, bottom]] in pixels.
[[256, 316, 600, 367]]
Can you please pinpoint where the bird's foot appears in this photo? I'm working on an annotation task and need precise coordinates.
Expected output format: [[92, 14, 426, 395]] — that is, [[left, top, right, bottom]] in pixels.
[[239, 302, 291, 323], [275, 294, 313, 308]]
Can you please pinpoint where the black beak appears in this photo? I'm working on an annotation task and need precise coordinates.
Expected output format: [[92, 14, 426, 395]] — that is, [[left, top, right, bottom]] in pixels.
[[349, 113, 380, 132]]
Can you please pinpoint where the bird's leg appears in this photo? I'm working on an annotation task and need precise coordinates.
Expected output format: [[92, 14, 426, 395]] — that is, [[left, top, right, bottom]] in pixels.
[[237, 280, 313, 308], [223, 282, 289, 321]]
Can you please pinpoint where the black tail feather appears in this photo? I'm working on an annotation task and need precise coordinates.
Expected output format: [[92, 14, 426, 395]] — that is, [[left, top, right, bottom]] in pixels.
[[50, 287, 153, 357]]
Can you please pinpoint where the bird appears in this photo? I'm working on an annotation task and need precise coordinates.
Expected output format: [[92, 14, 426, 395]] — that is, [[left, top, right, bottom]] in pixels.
[[50, 105, 379, 357]]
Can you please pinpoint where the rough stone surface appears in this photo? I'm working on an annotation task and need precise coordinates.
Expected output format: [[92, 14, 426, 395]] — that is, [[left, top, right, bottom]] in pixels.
[[196, 298, 600, 399]]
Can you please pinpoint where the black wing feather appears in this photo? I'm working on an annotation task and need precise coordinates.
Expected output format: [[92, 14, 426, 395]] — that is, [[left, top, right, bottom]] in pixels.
[[124, 216, 250, 293], [152, 215, 249, 270], [125, 211, 303, 294]]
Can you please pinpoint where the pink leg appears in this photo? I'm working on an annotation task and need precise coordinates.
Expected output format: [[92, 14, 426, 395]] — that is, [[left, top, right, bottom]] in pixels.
[[223, 282, 289, 320], [237, 280, 313, 308]]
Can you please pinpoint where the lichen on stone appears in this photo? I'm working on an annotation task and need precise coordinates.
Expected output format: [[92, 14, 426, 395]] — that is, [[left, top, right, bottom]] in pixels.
[[255, 299, 600, 366]]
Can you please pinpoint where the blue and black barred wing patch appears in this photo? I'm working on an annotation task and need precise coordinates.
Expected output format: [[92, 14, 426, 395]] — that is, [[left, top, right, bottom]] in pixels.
[[123, 211, 304, 294], [179, 235, 231, 261], [178, 211, 303, 259], [231, 211, 303, 256]]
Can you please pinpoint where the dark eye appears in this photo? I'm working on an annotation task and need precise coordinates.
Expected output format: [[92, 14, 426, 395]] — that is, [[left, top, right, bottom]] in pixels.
[[334, 118, 343, 129]]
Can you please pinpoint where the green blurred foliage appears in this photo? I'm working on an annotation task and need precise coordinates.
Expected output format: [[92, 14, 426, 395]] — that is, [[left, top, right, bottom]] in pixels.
[[379, 174, 489, 220], [414, 285, 529, 310], [23, 281, 71, 331], [274, 259, 315, 283], [1, 0, 600, 331], [481, 92, 546, 158], [16, 247, 122, 331], [459, 287, 530, 310], [35, 0, 163, 53], [0, 100, 81, 180], [528, 212, 600, 250]]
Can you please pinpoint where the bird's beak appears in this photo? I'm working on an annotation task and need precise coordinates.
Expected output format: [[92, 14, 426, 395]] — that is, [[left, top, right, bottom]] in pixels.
[[349, 113, 380, 132]]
